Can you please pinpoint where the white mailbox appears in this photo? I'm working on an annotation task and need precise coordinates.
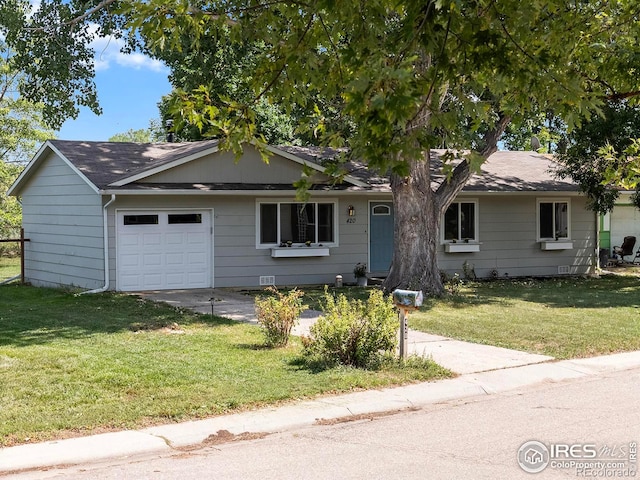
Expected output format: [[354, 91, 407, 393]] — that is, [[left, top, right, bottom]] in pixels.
[[392, 289, 424, 359], [392, 289, 424, 310]]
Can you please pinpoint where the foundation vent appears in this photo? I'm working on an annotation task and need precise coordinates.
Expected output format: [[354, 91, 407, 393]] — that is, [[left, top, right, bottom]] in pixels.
[[557, 265, 570, 275], [259, 275, 276, 286]]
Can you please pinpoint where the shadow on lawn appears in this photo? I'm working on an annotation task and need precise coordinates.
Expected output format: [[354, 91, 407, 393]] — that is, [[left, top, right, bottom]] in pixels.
[[0, 284, 236, 347]]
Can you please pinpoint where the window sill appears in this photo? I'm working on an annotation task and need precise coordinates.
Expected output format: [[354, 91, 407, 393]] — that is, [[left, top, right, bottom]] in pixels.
[[444, 243, 481, 253], [540, 240, 574, 250], [271, 247, 330, 258]]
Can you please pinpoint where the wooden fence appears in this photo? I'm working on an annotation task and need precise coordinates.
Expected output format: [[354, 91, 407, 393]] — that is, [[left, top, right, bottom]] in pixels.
[[0, 228, 30, 284]]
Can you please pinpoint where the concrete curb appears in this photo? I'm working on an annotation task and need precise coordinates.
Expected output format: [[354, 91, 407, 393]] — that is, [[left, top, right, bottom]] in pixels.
[[2, 350, 639, 475], [0, 431, 171, 474]]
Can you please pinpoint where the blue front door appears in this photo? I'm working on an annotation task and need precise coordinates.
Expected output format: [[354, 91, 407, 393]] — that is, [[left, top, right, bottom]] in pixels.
[[369, 202, 394, 273]]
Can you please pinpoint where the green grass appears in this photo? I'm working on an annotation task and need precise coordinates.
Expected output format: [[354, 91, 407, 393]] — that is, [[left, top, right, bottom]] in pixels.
[[0, 285, 451, 447], [0, 256, 20, 282], [409, 275, 640, 359]]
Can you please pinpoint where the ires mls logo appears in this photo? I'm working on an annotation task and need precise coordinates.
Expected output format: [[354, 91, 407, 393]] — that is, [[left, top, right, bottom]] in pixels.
[[518, 440, 638, 475], [518, 441, 550, 473], [549, 443, 597, 458]]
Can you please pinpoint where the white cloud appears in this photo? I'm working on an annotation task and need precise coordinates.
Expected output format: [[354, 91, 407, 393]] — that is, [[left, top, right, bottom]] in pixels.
[[20, 7, 166, 73], [89, 25, 167, 73]]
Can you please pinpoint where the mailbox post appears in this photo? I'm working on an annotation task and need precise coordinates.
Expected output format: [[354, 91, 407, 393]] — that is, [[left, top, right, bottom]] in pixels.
[[392, 289, 424, 359]]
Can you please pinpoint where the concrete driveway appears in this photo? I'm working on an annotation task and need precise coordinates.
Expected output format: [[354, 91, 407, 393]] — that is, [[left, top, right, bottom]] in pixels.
[[136, 288, 322, 337]]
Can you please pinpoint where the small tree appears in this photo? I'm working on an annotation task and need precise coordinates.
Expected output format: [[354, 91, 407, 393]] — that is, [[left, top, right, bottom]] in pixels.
[[254, 287, 307, 347], [555, 102, 640, 213]]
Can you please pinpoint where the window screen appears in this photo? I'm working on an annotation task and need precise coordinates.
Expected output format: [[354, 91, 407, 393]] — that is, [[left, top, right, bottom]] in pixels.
[[168, 213, 202, 224], [123, 214, 158, 225]]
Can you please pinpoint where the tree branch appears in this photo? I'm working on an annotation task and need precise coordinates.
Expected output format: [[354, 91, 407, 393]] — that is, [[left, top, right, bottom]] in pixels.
[[24, 0, 119, 32], [254, 14, 315, 103], [317, 13, 343, 85], [435, 113, 511, 212], [491, 2, 571, 96], [606, 91, 640, 101]]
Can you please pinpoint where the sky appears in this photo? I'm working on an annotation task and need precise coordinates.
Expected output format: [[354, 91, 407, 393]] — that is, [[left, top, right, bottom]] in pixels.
[[56, 32, 172, 142]]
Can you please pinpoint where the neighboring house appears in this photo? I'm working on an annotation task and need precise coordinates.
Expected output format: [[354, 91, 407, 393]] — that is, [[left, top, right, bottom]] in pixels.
[[600, 193, 640, 259], [7, 140, 598, 292]]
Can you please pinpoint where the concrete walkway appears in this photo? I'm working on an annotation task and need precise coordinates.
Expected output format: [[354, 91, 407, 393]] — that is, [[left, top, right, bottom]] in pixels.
[[4, 288, 638, 475], [138, 288, 553, 374]]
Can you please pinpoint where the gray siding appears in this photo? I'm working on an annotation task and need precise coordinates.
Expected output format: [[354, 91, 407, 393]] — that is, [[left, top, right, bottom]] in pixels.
[[17, 144, 597, 292], [107, 194, 369, 289], [106, 192, 596, 291], [142, 147, 331, 185], [18, 151, 105, 289], [437, 195, 597, 279]]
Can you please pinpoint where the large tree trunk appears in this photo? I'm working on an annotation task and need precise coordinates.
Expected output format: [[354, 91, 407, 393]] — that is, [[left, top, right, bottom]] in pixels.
[[383, 155, 444, 296], [382, 116, 511, 297]]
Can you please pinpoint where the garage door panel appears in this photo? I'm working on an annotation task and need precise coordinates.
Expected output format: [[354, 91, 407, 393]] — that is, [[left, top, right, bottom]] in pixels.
[[142, 254, 162, 267], [119, 274, 142, 290], [142, 233, 162, 246], [166, 253, 184, 265], [187, 255, 206, 268], [187, 232, 206, 244], [166, 273, 186, 288], [142, 273, 163, 289], [117, 211, 212, 291], [166, 232, 184, 244], [187, 273, 207, 286], [119, 254, 141, 268], [119, 234, 141, 247]]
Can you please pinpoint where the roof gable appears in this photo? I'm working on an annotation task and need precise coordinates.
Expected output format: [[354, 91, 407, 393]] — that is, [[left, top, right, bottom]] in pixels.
[[9, 139, 580, 197], [52, 139, 221, 188], [8, 141, 100, 196]]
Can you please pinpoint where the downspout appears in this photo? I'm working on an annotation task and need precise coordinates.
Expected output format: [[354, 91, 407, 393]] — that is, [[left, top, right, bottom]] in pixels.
[[80, 194, 116, 294]]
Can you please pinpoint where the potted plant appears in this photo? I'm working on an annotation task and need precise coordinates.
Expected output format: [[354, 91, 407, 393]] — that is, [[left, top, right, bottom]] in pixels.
[[353, 262, 368, 286]]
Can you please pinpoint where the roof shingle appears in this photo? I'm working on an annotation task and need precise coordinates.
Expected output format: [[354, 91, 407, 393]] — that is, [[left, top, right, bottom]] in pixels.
[[46, 140, 578, 193]]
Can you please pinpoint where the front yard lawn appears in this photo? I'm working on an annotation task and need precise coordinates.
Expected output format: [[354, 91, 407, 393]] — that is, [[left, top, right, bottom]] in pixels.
[[0, 285, 451, 447], [250, 274, 640, 360], [409, 274, 640, 359]]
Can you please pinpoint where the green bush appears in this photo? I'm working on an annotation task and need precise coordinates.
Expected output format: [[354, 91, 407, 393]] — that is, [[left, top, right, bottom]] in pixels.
[[255, 287, 307, 347], [303, 288, 398, 369]]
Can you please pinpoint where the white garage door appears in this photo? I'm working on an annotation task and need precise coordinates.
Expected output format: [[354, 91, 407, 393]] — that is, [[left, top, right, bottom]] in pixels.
[[611, 205, 640, 251], [117, 211, 212, 291]]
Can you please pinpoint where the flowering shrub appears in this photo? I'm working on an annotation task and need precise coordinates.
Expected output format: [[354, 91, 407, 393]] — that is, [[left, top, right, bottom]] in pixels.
[[303, 288, 397, 369], [255, 287, 307, 347]]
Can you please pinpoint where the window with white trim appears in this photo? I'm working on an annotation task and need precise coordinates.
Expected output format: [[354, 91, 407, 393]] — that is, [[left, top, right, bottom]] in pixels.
[[537, 199, 570, 240], [443, 201, 478, 242], [259, 201, 336, 246]]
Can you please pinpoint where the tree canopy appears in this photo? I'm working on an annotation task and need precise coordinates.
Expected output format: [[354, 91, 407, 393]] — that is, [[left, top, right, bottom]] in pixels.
[[0, 40, 53, 163], [146, 29, 299, 145], [555, 101, 640, 213], [108, 120, 166, 143], [0, 39, 54, 243], [3, 0, 640, 293], [122, 0, 640, 293], [0, 159, 22, 244], [0, 0, 108, 129]]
